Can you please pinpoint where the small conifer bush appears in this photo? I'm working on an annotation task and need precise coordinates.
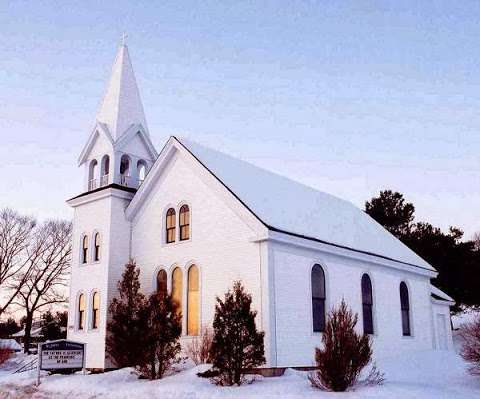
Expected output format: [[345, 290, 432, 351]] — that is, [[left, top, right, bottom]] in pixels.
[[207, 281, 265, 385], [309, 300, 384, 391]]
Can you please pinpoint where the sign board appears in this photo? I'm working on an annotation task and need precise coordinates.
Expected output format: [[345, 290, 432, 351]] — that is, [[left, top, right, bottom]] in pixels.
[[37, 340, 86, 385]]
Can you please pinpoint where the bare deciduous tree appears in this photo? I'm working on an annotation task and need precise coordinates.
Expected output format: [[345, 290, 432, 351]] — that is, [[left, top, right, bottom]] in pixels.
[[13, 220, 72, 353], [0, 208, 36, 315]]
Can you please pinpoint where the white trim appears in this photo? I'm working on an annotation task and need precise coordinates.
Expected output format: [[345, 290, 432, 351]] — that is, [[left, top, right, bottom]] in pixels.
[[67, 186, 135, 208], [260, 230, 437, 279], [125, 138, 267, 239], [359, 271, 377, 336], [309, 261, 329, 336], [430, 285, 454, 302], [113, 124, 158, 160], [78, 123, 114, 166], [399, 280, 414, 338]]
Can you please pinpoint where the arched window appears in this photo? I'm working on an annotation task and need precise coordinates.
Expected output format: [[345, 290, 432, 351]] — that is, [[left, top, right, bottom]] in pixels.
[[157, 269, 167, 297], [137, 160, 147, 182], [92, 292, 100, 329], [78, 293, 85, 330], [94, 232, 101, 262], [120, 154, 130, 175], [100, 155, 110, 186], [179, 205, 190, 241], [172, 267, 183, 323], [361, 274, 374, 334], [311, 264, 326, 332], [187, 265, 199, 336], [88, 160, 98, 190], [81, 235, 88, 264], [166, 208, 176, 243], [400, 282, 411, 336]]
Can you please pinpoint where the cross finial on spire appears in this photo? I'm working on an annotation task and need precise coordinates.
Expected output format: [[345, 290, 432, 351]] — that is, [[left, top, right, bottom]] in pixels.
[[122, 32, 128, 46]]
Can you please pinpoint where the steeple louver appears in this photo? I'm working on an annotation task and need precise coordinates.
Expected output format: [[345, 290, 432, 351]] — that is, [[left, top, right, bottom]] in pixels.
[[96, 43, 149, 140]]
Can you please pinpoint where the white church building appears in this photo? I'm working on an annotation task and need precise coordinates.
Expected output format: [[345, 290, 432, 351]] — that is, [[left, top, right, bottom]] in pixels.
[[67, 43, 454, 370]]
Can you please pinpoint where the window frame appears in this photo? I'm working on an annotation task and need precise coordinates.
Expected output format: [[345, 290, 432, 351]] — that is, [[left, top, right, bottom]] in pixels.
[[165, 208, 176, 243], [311, 263, 326, 333], [91, 291, 100, 330], [78, 293, 86, 331], [171, 266, 183, 333], [179, 204, 190, 241], [93, 232, 101, 262], [361, 273, 374, 335], [186, 264, 200, 336], [156, 269, 168, 297], [81, 235, 89, 264], [400, 281, 412, 337]]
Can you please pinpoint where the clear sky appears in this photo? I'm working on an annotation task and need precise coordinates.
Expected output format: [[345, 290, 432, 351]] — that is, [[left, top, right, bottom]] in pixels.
[[1, 1, 479, 238]]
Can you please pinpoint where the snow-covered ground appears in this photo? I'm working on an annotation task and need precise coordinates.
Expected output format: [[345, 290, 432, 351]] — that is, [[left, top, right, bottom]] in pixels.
[[452, 307, 480, 330], [1, 349, 479, 399]]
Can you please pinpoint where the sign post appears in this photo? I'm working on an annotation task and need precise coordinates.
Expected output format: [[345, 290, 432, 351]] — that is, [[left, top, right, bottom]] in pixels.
[[36, 339, 85, 386]]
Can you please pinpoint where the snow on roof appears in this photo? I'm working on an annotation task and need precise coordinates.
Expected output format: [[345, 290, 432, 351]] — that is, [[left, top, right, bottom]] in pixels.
[[430, 285, 454, 302], [0, 339, 22, 351], [177, 137, 434, 271], [11, 326, 43, 338]]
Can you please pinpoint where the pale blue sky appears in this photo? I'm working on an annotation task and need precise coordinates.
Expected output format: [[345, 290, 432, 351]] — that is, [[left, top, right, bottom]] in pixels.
[[0, 1, 478, 238]]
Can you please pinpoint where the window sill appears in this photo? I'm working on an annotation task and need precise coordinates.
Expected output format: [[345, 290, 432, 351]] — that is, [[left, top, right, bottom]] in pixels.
[[163, 238, 192, 247]]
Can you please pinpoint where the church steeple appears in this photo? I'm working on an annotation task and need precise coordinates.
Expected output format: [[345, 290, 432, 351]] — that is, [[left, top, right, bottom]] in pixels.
[[96, 39, 149, 140], [77, 40, 157, 193]]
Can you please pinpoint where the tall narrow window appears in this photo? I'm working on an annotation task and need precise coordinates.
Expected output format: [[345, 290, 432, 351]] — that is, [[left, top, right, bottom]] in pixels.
[[361, 274, 374, 334], [187, 265, 199, 336], [172, 267, 183, 322], [166, 208, 176, 243], [92, 292, 100, 329], [78, 294, 85, 330], [311, 264, 326, 332], [157, 269, 167, 297], [94, 233, 101, 262], [179, 205, 190, 241], [82, 236, 88, 264], [137, 160, 147, 183], [400, 282, 411, 336]]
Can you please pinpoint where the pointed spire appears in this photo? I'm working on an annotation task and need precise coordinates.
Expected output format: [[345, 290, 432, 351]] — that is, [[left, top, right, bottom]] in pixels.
[[96, 39, 149, 140]]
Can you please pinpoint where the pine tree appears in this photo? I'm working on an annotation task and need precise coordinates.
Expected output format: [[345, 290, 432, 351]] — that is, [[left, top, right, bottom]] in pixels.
[[309, 300, 383, 391], [136, 292, 182, 379], [208, 281, 265, 386], [106, 260, 147, 368]]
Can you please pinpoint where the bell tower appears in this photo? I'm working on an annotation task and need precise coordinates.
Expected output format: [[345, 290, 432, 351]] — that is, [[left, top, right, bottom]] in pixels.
[[67, 40, 157, 369]]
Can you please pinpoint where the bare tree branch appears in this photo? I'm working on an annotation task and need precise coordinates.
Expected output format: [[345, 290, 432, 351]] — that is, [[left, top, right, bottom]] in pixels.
[[0, 208, 37, 315], [15, 219, 72, 353]]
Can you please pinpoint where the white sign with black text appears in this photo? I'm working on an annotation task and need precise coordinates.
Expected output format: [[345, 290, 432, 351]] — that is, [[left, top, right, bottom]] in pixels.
[[37, 339, 86, 385]]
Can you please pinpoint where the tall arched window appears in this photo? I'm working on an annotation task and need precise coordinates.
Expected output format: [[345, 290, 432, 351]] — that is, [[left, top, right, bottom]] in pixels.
[[179, 205, 190, 241], [400, 282, 411, 336], [120, 154, 131, 186], [92, 292, 100, 329], [157, 269, 167, 297], [137, 160, 147, 183], [88, 160, 98, 190], [81, 235, 88, 264], [78, 293, 85, 330], [311, 264, 326, 332], [166, 208, 176, 243], [187, 265, 199, 336], [172, 267, 183, 323], [94, 232, 101, 262], [100, 155, 110, 186], [361, 274, 374, 334]]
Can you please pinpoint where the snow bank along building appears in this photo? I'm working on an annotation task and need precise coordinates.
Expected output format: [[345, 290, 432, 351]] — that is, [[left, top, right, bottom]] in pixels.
[[67, 43, 454, 369]]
